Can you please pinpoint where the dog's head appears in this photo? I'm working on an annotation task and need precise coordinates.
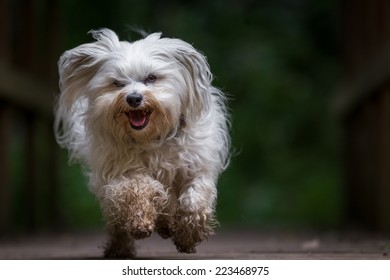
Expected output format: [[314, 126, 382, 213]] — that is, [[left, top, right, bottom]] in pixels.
[[57, 29, 213, 145]]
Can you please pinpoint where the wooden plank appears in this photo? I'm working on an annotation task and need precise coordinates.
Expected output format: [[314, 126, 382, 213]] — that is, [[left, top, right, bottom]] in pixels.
[[0, 231, 389, 260]]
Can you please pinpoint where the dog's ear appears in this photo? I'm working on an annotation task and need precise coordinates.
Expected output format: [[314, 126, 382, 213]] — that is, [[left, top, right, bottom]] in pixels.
[[158, 37, 213, 121], [58, 29, 120, 110], [55, 29, 120, 160], [178, 46, 213, 119]]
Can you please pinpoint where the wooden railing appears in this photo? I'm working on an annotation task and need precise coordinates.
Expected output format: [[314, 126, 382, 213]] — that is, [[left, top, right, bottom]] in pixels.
[[339, 0, 390, 231], [0, 0, 61, 234]]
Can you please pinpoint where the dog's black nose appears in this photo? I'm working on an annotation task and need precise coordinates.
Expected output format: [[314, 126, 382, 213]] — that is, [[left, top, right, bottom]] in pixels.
[[126, 92, 143, 108]]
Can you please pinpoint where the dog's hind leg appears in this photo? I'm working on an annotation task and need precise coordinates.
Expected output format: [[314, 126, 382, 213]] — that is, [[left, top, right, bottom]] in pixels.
[[104, 225, 136, 259]]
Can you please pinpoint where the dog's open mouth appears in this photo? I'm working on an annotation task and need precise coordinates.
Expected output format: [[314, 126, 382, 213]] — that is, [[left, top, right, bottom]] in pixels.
[[126, 109, 151, 130]]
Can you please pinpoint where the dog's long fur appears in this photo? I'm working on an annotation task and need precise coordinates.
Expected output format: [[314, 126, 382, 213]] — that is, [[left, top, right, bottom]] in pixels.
[[54, 29, 230, 258]]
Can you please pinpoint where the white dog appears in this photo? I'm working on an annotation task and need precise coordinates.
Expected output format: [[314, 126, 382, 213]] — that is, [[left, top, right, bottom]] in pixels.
[[54, 29, 230, 258]]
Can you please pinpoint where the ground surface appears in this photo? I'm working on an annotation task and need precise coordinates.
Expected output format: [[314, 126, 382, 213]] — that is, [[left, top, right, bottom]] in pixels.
[[1, 230, 390, 259]]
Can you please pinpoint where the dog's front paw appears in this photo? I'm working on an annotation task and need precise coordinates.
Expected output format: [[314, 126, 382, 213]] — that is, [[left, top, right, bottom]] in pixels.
[[172, 209, 216, 254], [99, 176, 168, 241], [128, 220, 154, 240]]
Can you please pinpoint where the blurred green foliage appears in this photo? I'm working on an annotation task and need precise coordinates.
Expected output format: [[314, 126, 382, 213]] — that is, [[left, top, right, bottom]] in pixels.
[[57, 0, 343, 230]]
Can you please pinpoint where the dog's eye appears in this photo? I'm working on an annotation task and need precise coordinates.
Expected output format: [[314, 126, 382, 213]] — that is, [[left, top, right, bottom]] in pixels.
[[144, 75, 157, 84], [113, 80, 126, 88]]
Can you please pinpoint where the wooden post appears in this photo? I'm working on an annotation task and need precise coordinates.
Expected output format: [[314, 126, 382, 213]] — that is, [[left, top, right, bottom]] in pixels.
[[341, 0, 390, 231], [378, 86, 390, 230], [0, 104, 12, 234]]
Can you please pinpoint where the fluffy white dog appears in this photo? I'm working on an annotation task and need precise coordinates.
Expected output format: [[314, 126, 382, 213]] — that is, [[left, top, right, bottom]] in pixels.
[[54, 29, 230, 258]]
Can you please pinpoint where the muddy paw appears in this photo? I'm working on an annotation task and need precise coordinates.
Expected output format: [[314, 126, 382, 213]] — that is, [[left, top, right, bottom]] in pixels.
[[171, 210, 215, 254], [173, 241, 197, 254], [130, 224, 153, 240]]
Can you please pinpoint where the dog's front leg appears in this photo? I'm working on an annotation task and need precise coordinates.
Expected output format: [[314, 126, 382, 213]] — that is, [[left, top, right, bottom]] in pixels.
[[96, 175, 168, 258], [172, 176, 217, 254]]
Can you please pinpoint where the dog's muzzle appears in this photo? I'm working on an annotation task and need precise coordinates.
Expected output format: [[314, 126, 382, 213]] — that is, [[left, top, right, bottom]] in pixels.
[[125, 92, 151, 130]]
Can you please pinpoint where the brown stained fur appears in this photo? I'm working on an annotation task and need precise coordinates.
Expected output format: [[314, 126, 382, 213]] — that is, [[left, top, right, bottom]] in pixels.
[[112, 91, 175, 145], [96, 175, 217, 257], [172, 209, 216, 253], [98, 176, 167, 235]]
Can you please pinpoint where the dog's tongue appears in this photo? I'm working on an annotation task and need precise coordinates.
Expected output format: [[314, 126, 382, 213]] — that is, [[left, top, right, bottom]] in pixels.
[[129, 110, 147, 127]]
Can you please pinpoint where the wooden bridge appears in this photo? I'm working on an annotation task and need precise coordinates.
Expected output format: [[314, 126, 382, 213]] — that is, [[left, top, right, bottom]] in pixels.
[[1, 230, 390, 259]]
